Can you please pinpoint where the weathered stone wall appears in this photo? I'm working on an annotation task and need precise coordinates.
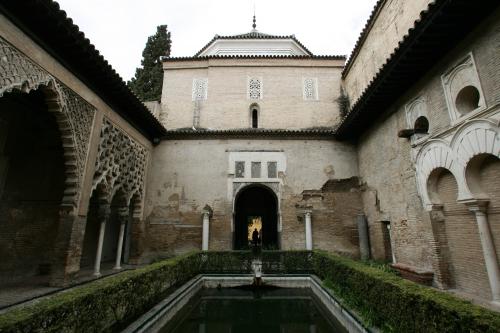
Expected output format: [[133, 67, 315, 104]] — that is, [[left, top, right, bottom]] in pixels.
[[357, 108, 433, 269], [356, 8, 500, 298], [343, 0, 433, 104], [162, 58, 344, 130], [143, 138, 360, 259]]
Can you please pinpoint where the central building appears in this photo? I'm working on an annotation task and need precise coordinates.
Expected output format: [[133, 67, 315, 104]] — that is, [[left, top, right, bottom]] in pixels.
[[143, 20, 362, 258]]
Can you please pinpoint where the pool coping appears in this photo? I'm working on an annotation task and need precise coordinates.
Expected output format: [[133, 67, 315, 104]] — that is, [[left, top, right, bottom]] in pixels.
[[122, 274, 374, 333]]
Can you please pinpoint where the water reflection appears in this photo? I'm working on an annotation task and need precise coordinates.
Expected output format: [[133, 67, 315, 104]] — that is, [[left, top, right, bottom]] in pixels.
[[162, 288, 347, 333]]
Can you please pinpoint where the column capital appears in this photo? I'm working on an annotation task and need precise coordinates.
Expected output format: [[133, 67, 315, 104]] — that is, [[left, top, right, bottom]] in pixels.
[[202, 204, 213, 218], [463, 199, 489, 214], [117, 206, 129, 219], [429, 204, 444, 211], [97, 203, 111, 221], [299, 206, 313, 216]]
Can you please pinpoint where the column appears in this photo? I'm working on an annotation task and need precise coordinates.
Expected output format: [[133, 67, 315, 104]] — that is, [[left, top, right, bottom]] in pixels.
[[304, 210, 312, 250], [202, 208, 210, 251], [114, 207, 128, 270], [94, 203, 110, 277], [467, 201, 500, 303], [357, 214, 370, 260]]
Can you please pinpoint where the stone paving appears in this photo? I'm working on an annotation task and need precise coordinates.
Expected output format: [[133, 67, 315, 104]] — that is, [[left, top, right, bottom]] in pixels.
[[0, 262, 138, 313]]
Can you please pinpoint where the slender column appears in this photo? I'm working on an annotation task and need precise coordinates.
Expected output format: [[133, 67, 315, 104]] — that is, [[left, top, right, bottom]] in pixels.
[[467, 201, 500, 302], [94, 203, 111, 276], [304, 210, 312, 250], [114, 207, 128, 270], [202, 208, 210, 251]]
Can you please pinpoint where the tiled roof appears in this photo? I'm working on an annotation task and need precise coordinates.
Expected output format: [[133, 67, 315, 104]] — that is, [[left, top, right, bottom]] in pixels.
[[163, 54, 345, 62], [336, 0, 500, 140], [162, 128, 337, 139], [0, 0, 167, 141], [194, 32, 314, 57]]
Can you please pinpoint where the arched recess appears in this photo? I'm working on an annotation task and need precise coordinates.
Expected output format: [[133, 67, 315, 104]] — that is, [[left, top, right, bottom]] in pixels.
[[431, 167, 491, 299], [124, 193, 142, 263], [80, 183, 110, 269], [415, 139, 463, 209], [465, 154, 500, 259], [80, 118, 148, 269], [233, 184, 279, 249], [0, 88, 66, 282]]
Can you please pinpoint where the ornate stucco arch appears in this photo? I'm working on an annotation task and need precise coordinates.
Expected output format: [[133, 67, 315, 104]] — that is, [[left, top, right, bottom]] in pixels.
[[91, 118, 148, 212], [0, 37, 96, 211], [416, 119, 500, 209]]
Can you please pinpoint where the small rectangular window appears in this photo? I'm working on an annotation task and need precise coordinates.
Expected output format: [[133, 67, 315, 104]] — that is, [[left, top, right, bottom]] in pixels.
[[251, 162, 261, 178], [267, 162, 277, 178], [235, 161, 245, 178]]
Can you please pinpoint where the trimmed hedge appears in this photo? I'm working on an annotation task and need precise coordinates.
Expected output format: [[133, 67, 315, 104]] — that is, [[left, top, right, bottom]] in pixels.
[[1, 251, 499, 332], [312, 250, 500, 332], [199, 250, 313, 274], [0, 252, 202, 333]]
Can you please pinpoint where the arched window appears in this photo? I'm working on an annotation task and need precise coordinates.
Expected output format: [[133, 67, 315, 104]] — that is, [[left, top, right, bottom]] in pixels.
[[455, 85, 480, 115], [250, 104, 259, 128], [414, 116, 429, 134]]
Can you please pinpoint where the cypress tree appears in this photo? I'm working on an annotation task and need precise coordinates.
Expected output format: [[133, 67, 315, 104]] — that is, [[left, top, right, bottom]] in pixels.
[[128, 25, 171, 101]]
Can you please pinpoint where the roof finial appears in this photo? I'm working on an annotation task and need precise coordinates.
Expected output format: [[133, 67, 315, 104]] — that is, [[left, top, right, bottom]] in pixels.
[[252, 2, 257, 31]]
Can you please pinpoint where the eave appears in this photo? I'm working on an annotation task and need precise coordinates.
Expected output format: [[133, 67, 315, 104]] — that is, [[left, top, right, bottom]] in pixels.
[[0, 0, 167, 141], [161, 128, 337, 140], [336, 0, 500, 141]]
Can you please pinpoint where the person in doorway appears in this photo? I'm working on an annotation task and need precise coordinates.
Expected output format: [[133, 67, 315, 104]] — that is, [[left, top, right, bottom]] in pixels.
[[252, 228, 259, 246]]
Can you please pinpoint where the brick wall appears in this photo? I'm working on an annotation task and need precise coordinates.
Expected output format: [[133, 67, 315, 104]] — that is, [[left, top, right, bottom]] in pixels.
[[478, 156, 500, 270], [437, 170, 491, 299]]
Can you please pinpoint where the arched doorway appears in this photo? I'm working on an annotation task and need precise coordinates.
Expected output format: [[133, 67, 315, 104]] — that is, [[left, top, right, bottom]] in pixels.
[[234, 185, 278, 249]]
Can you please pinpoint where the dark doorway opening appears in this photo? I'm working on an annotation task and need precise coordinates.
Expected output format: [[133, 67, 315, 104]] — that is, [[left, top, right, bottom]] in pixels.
[[234, 185, 278, 249], [0, 89, 65, 283]]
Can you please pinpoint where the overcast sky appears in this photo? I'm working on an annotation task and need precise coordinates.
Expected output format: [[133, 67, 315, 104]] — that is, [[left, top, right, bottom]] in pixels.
[[56, 0, 378, 81]]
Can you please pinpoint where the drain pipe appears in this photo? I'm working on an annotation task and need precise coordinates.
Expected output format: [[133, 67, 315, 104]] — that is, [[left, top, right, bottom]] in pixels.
[[357, 214, 371, 260]]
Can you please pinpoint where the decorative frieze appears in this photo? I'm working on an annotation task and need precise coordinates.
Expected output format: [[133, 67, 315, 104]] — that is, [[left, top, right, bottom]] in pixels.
[[92, 119, 148, 204], [0, 38, 52, 97]]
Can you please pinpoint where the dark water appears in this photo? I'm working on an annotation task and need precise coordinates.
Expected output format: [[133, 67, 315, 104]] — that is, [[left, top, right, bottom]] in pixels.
[[161, 287, 348, 333]]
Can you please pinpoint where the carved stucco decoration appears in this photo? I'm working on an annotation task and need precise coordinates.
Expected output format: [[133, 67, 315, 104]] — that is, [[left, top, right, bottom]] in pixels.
[[415, 119, 500, 210], [92, 119, 148, 205], [0, 37, 95, 208]]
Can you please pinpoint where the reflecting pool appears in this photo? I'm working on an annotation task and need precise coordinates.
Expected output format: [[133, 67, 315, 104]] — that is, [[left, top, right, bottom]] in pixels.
[[161, 287, 348, 333]]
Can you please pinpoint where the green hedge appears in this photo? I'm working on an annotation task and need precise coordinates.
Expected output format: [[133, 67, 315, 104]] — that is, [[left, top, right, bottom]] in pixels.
[[0, 252, 202, 333], [199, 250, 314, 274], [1, 251, 499, 332], [312, 250, 500, 333]]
